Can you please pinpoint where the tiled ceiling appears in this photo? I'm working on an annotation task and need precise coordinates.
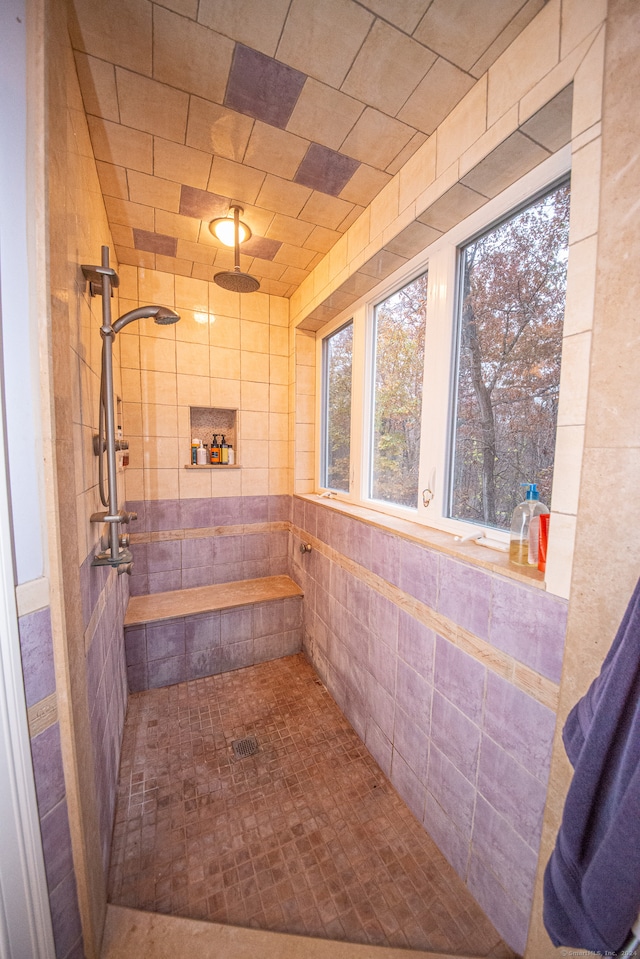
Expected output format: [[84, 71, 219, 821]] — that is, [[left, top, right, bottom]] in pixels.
[[69, 0, 547, 298]]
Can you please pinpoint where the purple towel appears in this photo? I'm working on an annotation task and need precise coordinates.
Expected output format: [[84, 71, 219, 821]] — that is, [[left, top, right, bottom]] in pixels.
[[543, 575, 640, 950]]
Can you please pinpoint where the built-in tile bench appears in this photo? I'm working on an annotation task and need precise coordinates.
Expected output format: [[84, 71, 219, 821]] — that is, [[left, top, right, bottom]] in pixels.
[[123, 575, 303, 692]]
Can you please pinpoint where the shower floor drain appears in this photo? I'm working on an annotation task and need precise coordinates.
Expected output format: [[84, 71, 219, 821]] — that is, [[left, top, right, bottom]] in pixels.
[[231, 735, 259, 759]]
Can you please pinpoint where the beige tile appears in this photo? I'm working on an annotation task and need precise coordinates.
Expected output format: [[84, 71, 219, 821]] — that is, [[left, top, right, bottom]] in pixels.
[[386, 130, 429, 178], [109, 224, 135, 250], [550, 424, 584, 516], [568, 138, 602, 244], [269, 325, 289, 357], [369, 179, 399, 244], [471, 0, 546, 79], [241, 439, 269, 468], [296, 392, 316, 424], [152, 254, 193, 278], [153, 6, 233, 102], [276, 0, 373, 88], [405, 59, 475, 136], [174, 309, 211, 345], [270, 384, 289, 413], [127, 171, 181, 212], [460, 131, 550, 199], [175, 239, 216, 267], [563, 235, 598, 337], [265, 214, 313, 248], [116, 69, 189, 143], [175, 275, 209, 312], [241, 320, 270, 354], [414, 0, 529, 72], [210, 315, 240, 350], [269, 412, 289, 442], [211, 468, 242, 496], [153, 138, 212, 190], [241, 350, 270, 383], [272, 244, 315, 272], [244, 122, 309, 179], [300, 192, 355, 233], [341, 108, 415, 170], [280, 266, 311, 288], [73, 52, 119, 122], [210, 377, 241, 408], [176, 372, 211, 406], [186, 97, 254, 161], [296, 331, 316, 364], [296, 364, 315, 396], [154, 210, 200, 243], [121, 367, 142, 403], [118, 332, 140, 370], [143, 436, 180, 470], [176, 340, 210, 376], [69, 0, 152, 73], [287, 78, 363, 150], [142, 403, 178, 438], [122, 402, 143, 437], [124, 467, 144, 501], [240, 410, 269, 439], [140, 336, 176, 373], [303, 225, 341, 255], [339, 165, 392, 209], [179, 467, 213, 499], [436, 77, 487, 178], [141, 370, 177, 406], [116, 247, 156, 271], [241, 381, 270, 412], [240, 290, 271, 323], [270, 467, 291, 494], [104, 195, 154, 232], [572, 27, 606, 138], [118, 265, 138, 300], [256, 175, 312, 218], [459, 105, 519, 180], [296, 422, 315, 452], [418, 182, 487, 233], [210, 346, 241, 379], [269, 439, 289, 466], [241, 468, 270, 495], [138, 269, 175, 307], [207, 156, 266, 206], [343, 20, 436, 115], [487, 0, 561, 126], [561, 0, 606, 58], [144, 468, 180, 500], [270, 355, 289, 386], [295, 450, 315, 479], [385, 221, 441, 259], [197, 0, 290, 57], [556, 331, 592, 427], [209, 283, 240, 318], [520, 85, 573, 152]]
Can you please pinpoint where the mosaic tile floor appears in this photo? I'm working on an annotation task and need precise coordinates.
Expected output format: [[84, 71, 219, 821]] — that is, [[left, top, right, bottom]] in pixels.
[[108, 654, 515, 956]]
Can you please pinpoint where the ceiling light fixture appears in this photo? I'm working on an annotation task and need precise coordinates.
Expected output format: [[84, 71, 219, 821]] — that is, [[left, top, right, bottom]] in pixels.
[[209, 205, 260, 294]]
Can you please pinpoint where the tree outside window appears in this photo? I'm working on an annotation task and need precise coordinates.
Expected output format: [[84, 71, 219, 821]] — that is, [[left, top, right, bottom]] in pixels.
[[322, 321, 353, 492]]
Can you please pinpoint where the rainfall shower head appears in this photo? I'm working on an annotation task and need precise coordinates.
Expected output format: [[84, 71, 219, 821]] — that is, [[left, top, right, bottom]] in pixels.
[[112, 304, 180, 334], [214, 268, 260, 294]]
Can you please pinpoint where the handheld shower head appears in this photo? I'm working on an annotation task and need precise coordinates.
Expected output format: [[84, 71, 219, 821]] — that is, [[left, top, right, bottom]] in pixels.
[[112, 305, 180, 333]]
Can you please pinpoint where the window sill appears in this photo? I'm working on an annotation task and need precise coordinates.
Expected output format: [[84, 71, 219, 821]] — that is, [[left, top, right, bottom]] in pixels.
[[295, 493, 546, 590]]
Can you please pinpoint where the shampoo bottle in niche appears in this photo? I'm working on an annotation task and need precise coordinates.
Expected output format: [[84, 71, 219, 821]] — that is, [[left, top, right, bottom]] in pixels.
[[210, 434, 220, 464], [196, 441, 207, 465], [220, 434, 229, 464], [191, 438, 199, 465], [509, 483, 549, 567]]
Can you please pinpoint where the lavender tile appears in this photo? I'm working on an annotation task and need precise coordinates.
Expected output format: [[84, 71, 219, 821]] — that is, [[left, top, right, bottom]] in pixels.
[[147, 499, 181, 532], [18, 607, 55, 707], [186, 648, 220, 681], [342, 609, 369, 664], [315, 504, 332, 545], [477, 735, 546, 849], [129, 542, 148, 574], [269, 530, 289, 557], [185, 612, 221, 652], [342, 572, 370, 626], [213, 534, 243, 565], [146, 619, 185, 661], [269, 555, 288, 576], [253, 601, 285, 638], [214, 562, 244, 584], [393, 706, 428, 783], [147, 655, 185, 688], [218, 640, 253, 672], [127, 662, 148, 692], [243, 532, 269, 561], [368, 591, 399, 651], [397, 610, 435, 682], [431, 691, 480, 783], [313, 551, 332, 594], [422, 796, 470, 879], [125, 500, 147, 533], [427, 743, 476, 840], [147, 570, 181, 593], [367, 634, 396, 695], [390, 749, 426, 822], [181, 536, 214, 569], [398, 541, 439, 608], [438, 557, 491, 640], [396, 660, 431, 731], [269, 494, 291, 523], [30, 722, 65, 817], [284, 598, 303, 630], [124, 626, 146, 666], [295, 143, 360, 196], [178, 185, 227, 219], [365, 720, 392, 777], [225, 44, 305, 128], [471, 796, 538, 914], [365, 673, 395, 738], [212, 496, 243, 526], [179, 497, 214, 529], [181, 565, 214, 589], [467, 854, 529, 956], [243, 495, 269, 524], [302, 500, 317, 536], [64, 937, 85, 959], [330, 563, 349, 608], [292, 496, 305, 530], [129, 573, 149, 596], [79, 557, 92, 629], [242, 559, 271, 579], [484, 671, 556, 783], [133, 228, 177, 257], [147, 540, 182, 573], [369, 528, 400, 583], [40, 799, 74, 891], [221, 607, 253, 645], [490, 577, 567, 681], [434, 635, 485, 723], [49, 870, 82, 959]]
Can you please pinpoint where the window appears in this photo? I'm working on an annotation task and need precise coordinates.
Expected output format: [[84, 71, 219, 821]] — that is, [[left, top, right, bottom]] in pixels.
[[317, 149, 571, 546], [449, 182, 570, 530], [370, 273, 427, 508], [321, 320, 353, 492]]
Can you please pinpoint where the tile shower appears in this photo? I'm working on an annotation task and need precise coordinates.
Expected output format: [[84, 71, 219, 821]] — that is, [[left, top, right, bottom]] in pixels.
[[91, 490, 568, 955]]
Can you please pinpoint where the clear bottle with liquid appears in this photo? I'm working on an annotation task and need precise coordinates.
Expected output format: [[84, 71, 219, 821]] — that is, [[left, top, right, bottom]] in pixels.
[[509, 483, 549, 566], [220, 434, 229, 464]]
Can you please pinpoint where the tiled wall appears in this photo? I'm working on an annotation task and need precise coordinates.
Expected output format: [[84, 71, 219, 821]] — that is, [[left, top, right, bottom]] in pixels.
[[289, 495, 567, 954], [18, 608, 83, 959]]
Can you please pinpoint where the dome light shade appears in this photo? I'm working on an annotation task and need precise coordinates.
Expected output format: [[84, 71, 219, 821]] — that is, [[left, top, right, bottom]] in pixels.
[[209, 206, 251, 246]]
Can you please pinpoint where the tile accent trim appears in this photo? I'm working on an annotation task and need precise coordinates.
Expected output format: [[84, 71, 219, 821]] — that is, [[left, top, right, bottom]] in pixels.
[[15, 576, 50, 617], [27, 692, 58, 738]]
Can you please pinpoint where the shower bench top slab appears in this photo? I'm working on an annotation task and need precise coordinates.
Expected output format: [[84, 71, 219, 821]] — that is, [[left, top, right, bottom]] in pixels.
[[124, 574, 303, 628]]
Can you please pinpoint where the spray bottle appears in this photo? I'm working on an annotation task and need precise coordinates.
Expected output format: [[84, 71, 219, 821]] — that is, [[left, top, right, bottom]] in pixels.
[[509, 483, 549, 567]]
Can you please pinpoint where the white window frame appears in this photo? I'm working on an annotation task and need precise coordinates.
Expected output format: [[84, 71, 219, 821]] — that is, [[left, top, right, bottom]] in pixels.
[[315, 146, 571, 543]]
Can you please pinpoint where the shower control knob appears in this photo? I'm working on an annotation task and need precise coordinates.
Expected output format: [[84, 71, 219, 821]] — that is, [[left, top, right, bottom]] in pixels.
[[300, 543, 312, 554]]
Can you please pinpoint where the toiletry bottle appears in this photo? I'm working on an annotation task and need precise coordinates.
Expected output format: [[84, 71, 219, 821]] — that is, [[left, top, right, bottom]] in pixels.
[[509, 483, 548, 566], [228, 444, 235, 466], [220, 434, 229, 464], [191, 438, 199, 466], [196, 441, 207, 465], [210, 434, 220, 464]]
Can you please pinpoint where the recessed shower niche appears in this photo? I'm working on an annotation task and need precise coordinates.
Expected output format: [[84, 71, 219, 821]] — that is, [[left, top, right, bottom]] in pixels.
[[186, 406, 239, 467]]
